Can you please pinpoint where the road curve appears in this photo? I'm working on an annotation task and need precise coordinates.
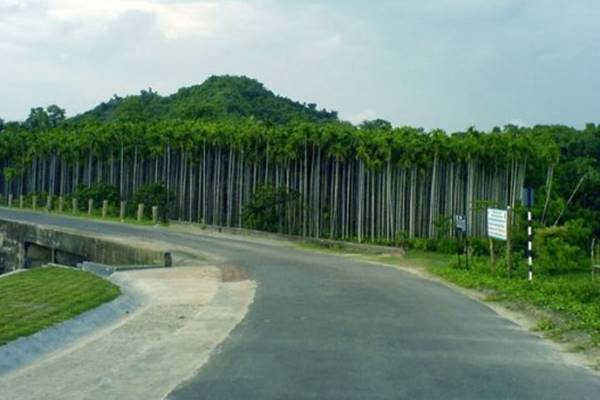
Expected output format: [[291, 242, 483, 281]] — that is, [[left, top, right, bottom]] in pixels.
[[1, 208, 599, 400]]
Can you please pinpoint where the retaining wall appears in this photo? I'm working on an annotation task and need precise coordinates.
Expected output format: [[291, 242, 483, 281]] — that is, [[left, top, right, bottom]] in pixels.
[[0, 219, 169, 272]]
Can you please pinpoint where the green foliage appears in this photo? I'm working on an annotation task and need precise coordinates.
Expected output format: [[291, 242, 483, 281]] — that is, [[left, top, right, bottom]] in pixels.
[[529, 124, 600, 234], [2, 167, 20, 181], [32, 192, 48, 207], [23, 104, 66, 131], [534, 220, 591, 274], [359, 119, 392, 131], [242, 186, 299, 232], [73, 184, 119, 207], [133, 182, 174, 221], [24, 107, 50, 130], [0, 267, 120, 345], [387, 233, 492, 256], [75, 75, 337, 125]]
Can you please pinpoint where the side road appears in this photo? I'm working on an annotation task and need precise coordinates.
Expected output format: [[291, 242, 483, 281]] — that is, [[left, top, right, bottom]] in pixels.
[[0, 266, 255, 400]]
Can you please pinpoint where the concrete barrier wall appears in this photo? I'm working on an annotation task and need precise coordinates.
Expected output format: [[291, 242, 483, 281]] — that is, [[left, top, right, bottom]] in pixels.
[[0, 219, 168, 271], [174, 222, 405, 256]]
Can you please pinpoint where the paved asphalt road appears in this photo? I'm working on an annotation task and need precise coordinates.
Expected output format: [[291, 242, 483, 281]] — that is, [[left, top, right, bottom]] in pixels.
[[2, 208, 600, 399]]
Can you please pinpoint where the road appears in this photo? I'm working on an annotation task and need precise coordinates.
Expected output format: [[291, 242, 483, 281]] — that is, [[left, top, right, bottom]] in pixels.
[[1, 208, 599, 399]]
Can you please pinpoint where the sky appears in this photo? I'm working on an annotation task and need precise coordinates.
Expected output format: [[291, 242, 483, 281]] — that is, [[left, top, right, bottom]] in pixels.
[[1, 0, 599, 131]]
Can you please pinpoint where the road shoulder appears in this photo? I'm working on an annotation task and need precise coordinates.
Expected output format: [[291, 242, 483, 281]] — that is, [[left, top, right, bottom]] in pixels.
[[0, 266, 256, 400]]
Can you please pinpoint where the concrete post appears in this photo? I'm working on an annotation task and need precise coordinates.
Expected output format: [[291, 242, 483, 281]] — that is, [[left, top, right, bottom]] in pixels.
[[152, 206, 159, 224], [120, 201, 127, 222], [137, 203, 144, 222], [18, 241, 25, 269], [102, 200, 109, 218], [32, 196, 37, 210], [88, 199, 94, 215], [58, 196, 64, 213], [46, 196, 52, 212], [7, 194, 13, 208], [72, 198, 79, 214], [19, 195, 24, 209]]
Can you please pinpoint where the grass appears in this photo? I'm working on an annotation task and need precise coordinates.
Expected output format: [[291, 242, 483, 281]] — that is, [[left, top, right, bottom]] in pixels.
[[384, 249, 450, 269], [0, 267, 120, 346]]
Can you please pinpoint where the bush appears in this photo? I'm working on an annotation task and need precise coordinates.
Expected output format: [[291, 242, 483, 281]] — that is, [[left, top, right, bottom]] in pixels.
[[242, 186, 299, 232], [19, 192, 48, 208], [73, 184, 119, 207], [534, 219, 591, 274], [133, 182, 174, 221]]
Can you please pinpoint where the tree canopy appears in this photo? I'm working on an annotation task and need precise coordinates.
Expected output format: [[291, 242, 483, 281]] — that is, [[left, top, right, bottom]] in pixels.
[[0, 77, 597, 243], [72, 75, 338, 125]]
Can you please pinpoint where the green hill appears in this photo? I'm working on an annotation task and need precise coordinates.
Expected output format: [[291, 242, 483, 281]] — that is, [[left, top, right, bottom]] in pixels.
[[74, 75, 337, 125]]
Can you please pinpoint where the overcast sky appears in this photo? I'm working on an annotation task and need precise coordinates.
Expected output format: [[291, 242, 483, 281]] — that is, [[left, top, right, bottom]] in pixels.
[[1, 0, 599, 131]]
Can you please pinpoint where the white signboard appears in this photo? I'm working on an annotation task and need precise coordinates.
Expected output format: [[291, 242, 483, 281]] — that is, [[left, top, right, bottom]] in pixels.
[[487, 208, 507, 241]]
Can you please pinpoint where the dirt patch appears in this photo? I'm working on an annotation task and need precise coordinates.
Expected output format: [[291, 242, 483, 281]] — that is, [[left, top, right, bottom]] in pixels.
[[218, 263, 252, 282]]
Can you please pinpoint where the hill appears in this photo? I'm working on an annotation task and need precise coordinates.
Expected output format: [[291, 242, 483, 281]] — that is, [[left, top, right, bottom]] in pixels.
[[74, 75, 338, 125]]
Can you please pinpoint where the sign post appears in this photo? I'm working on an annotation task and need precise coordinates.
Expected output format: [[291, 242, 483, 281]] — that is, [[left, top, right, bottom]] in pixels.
[[455, 215, 467, 269], [506, 207, 513, 277], [488, 237, 496, 274]]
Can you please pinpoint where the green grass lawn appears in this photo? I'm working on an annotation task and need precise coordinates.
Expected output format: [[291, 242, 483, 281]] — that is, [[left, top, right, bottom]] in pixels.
[[0, 267, 120, 346]]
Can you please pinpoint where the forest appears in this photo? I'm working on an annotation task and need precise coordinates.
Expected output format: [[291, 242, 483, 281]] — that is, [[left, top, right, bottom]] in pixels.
[[0, 76, 598, 252]]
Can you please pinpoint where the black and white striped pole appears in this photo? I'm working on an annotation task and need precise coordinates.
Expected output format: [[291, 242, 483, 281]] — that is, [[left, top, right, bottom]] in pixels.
[[527, 210, 533, 281], [523, 187, 534, 281]]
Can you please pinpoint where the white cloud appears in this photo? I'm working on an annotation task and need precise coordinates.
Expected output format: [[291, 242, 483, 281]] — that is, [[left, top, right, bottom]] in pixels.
[[349, 109, 377, 125], [0, 0, 267, 47], [508, 119, 529, 127], [44, 0, 264, 40]]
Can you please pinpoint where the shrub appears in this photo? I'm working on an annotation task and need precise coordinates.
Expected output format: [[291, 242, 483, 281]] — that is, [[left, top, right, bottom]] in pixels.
[[19, 192, 48, 208], [73, 184, 119, 207], [242, 186, 299, 232], [133, 182, 174, 221], [534, 219, 591, 274]]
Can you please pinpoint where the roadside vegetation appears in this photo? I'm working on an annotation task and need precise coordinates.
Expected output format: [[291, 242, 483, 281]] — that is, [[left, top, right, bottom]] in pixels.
[[0, 267, 120, 346]]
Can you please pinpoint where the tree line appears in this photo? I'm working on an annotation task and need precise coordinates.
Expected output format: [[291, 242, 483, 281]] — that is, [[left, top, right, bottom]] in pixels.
[[0, 119, 545, 242]]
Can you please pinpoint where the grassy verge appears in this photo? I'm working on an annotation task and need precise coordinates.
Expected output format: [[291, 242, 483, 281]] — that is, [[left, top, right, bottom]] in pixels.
[[0, 267, 120, 346]]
